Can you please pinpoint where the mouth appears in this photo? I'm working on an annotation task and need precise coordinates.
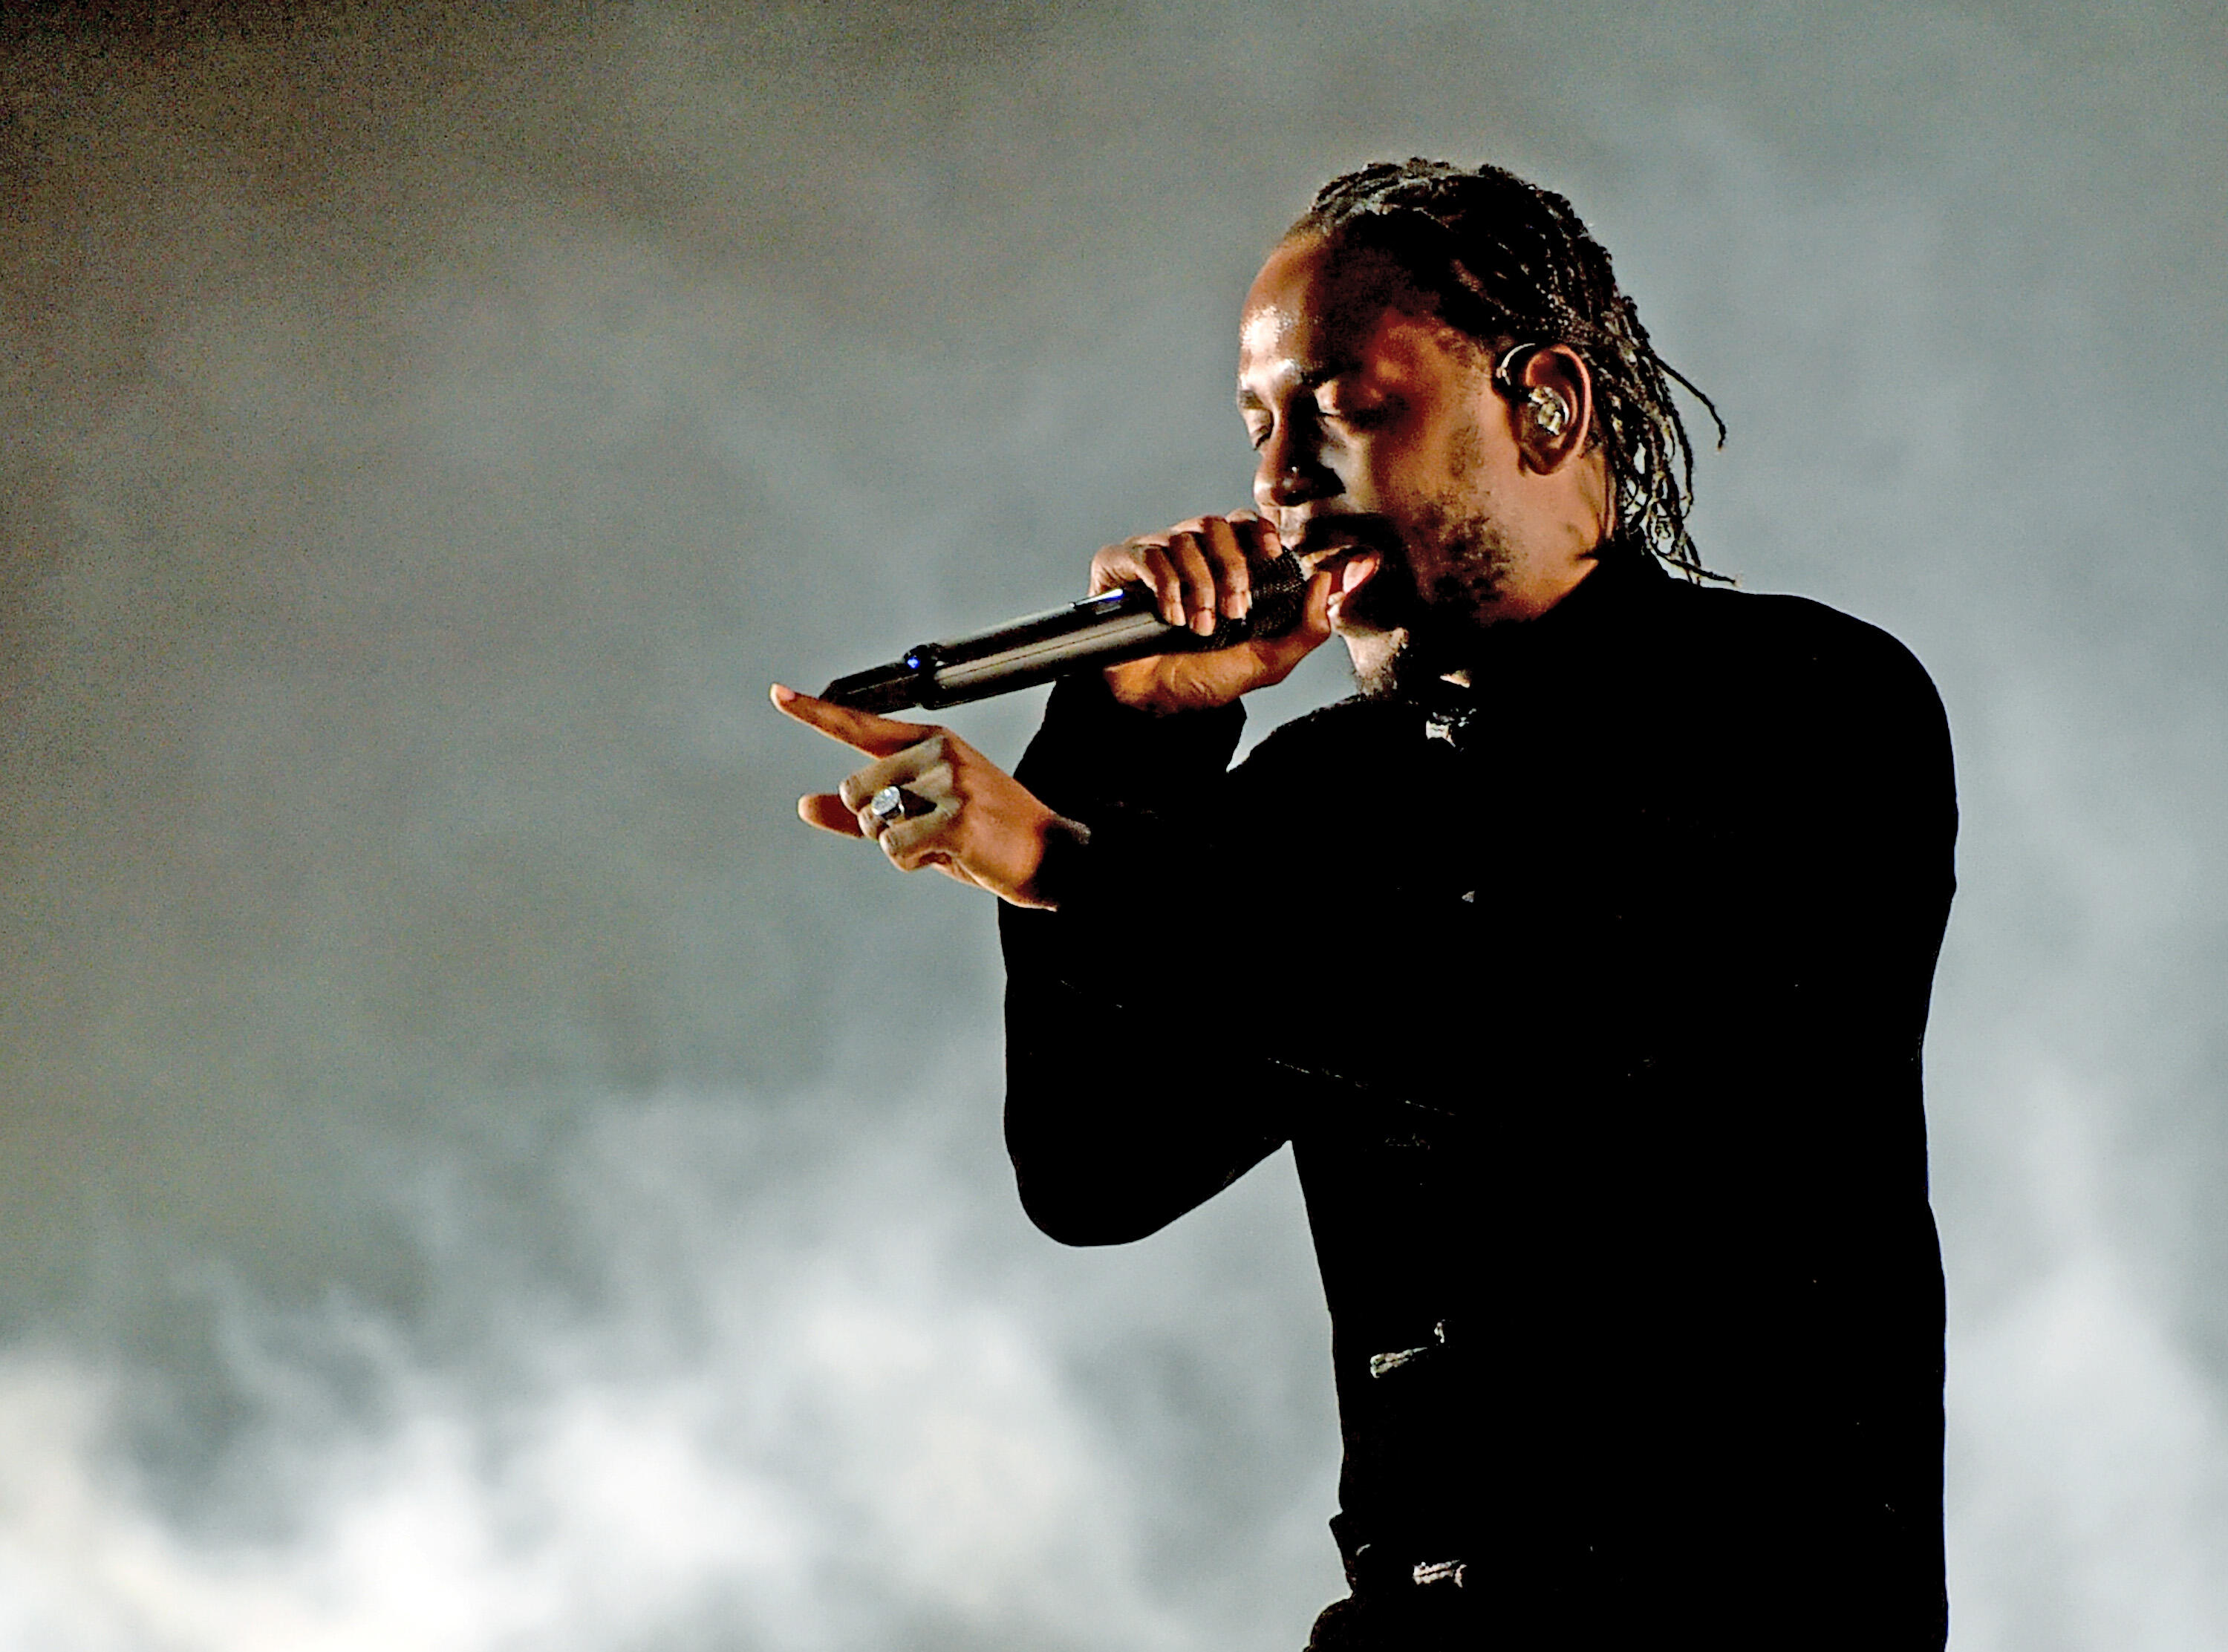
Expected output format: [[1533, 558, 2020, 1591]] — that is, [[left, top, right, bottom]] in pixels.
[[1289, 515, 1400, 573]]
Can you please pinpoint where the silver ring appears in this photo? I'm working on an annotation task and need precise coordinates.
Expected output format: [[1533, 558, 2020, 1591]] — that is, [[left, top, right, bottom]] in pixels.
[[867, 784, 913, 826]]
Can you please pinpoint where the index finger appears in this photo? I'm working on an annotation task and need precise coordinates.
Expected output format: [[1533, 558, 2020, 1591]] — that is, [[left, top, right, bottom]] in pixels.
[[770, 684, 937, 757]]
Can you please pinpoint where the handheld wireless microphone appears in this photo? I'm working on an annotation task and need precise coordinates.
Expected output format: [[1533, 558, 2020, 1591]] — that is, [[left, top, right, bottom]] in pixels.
[[820, 551, 1309, 714]]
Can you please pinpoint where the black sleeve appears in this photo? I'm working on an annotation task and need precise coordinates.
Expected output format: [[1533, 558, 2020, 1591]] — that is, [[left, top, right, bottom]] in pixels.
[[1736, 609, 1959, 1216], [998, 676, 1297, 1247], [1783, 618, 1959, 1062]]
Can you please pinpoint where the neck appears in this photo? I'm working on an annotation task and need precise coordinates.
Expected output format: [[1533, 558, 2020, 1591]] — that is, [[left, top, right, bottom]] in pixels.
[[1479, 447, 1615, 622], [1476, 518, 1611, 624]]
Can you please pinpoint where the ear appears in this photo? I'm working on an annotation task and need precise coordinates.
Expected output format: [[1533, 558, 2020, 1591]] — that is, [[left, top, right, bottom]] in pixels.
[[1499, 343, 1595, 476]]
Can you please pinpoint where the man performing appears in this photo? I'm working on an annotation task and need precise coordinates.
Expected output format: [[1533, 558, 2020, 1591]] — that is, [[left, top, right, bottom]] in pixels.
[[776, 159, 1956, 1649]]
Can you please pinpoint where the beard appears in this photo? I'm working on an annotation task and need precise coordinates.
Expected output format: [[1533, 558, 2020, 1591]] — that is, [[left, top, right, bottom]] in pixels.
[[1340, 500, 1518, 698]]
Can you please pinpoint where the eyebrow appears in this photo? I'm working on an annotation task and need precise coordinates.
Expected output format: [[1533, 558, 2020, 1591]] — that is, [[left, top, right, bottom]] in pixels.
[[1234, 362, 1355, 409]]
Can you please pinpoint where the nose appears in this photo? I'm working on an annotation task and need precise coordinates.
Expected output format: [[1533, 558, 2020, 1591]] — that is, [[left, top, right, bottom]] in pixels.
[[1253, 419, 1339, 513]]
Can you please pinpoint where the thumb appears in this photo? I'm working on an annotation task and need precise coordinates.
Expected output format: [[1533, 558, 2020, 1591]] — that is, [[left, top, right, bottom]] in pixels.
[[797, 791, 867, 838], [1248, 565, 1341, 676], [1257, 563, 1355, 672]]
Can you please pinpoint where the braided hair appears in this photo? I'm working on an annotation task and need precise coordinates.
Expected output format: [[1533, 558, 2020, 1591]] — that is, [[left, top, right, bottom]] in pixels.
[[1291, 159, 1727, 581]]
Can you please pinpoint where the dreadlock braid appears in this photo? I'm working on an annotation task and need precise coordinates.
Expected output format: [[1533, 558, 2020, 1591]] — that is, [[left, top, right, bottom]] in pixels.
[[1291, 159, 1728, 582]]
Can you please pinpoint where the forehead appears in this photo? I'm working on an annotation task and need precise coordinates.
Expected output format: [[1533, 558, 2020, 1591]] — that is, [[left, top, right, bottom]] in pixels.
[[1238, 235, 1473, 392]]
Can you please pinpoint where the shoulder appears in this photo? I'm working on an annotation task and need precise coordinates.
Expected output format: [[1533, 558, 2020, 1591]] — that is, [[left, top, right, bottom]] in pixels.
[[1255, 691, 1413, 746], [1657, 585, 1956, 830], [1243, 691, 1425, 772], [1662, 581, 1947, 725]]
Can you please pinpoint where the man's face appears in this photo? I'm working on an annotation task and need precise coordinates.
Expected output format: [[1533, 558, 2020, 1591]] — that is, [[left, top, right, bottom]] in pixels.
[[1237, 234, 1523, 685]]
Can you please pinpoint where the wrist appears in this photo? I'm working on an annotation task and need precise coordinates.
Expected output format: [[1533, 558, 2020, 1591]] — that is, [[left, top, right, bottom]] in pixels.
[[1012, 813, 1092, 910], [1101, 661, 1251, 716]]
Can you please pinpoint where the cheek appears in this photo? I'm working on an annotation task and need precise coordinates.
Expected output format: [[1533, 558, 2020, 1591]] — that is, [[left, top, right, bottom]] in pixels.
[[1367, 410, 1504, 515], [1442, 408, 1495, 485], [1346, 434, 1433, 515]]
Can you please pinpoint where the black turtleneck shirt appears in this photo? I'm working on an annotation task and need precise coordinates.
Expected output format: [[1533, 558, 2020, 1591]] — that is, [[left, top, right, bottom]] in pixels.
[[998, 547, 1957, 1648]]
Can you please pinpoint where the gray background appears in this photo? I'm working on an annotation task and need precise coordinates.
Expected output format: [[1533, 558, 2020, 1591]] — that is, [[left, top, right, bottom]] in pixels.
[[1, 1, 2222, 1646]]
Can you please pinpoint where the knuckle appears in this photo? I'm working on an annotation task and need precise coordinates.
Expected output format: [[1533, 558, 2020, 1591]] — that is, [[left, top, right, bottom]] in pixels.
[[1098, 542, 1156, 578]]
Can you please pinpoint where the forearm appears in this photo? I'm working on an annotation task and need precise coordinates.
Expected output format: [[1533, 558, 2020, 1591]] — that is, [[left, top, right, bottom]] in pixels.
[[1002, 930, 1290, 1244], [999, 676, 1291, 1242], [1013, 675, 1246, 847]]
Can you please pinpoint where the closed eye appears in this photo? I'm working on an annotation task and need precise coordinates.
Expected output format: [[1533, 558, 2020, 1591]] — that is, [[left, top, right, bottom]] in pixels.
[[1318, 396, 1388, 431]]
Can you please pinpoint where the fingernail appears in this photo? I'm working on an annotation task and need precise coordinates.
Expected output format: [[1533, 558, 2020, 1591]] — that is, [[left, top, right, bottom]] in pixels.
[[770, 683, 795, 705], [1193, 610, 1216, 636]]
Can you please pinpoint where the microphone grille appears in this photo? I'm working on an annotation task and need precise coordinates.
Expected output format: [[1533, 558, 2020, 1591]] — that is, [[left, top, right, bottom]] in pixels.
[[1195, 550, 1309, 650]]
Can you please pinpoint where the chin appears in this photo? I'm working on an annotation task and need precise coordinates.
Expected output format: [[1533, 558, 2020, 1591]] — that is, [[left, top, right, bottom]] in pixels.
[[1339, 626, 1407, 699]]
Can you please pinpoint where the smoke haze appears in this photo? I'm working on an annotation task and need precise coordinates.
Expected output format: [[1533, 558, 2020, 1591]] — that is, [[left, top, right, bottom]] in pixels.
[[1, 2, 2223, 1646]]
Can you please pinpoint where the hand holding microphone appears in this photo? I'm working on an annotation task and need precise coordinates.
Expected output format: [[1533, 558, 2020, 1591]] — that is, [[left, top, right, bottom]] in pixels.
[[818, 514, 1375, 718], [1087, 513, 1348, 716]]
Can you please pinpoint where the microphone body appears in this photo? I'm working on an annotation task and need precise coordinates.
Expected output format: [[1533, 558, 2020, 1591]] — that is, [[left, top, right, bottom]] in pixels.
[[821, 551, 1309, 714]]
